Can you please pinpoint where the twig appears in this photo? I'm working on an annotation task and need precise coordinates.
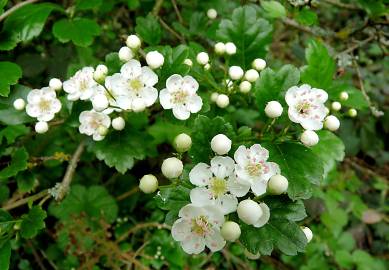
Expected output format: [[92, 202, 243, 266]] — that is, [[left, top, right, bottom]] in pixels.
[[151, 0, 164, 16], [336, 35, 376, 57], [282, 18, 321, 36], [27, 240, 47, 270], [158, 17, 186, 43], [2, 189, 49, 211], [171, 0, 184, 24], [116, 186, 139, 201], [321, 0, 361, 10], [116, 222, 171, 243], [0, 0, 39, 22]]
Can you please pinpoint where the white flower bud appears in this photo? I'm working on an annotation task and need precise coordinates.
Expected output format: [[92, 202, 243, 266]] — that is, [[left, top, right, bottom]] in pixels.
[[207, 8, 217, 19], [196, 52, 209, 65], [216, 94, 229, 108], [325, 107, 330, 115], [214, 42, 225, 54], [174, 133, 192, 153], [221, 221, 241, 242], [324, 115, 340, 131], [96, 64, 108, 75], [35, 121, 48, 134], [161, 157, 183, 179], [49, 78, 62, 91], [301, 226, 313, 243], [229, 66, 244, 80], [183, 58, 193, 66], [300, 130, 319, 147], [204, 63, 211, 70], [132, 99, 146, 112], [244, 249, 261, 260], [92, 94, 109, 112], [265, 101, 283, 118], [13, 98, 26, 111], [237, 199, 263, 225], [139, 174, 158, 194], [126, 34, 141, 49], [225, 42, 236, 55], [267, 174, 288, 195], [97, 125, 109, 136], [244, 69, 259, 82], [252, 58, 266, 71], [211, 92, 219, 102], [211, 134, 232, 155], [146, 51, 164, 69], [340, 91, 349, 101], [118, 46, 133, 62], [112, 116, 125, 130], [331, 101, 341, 111], [239, 81, 251, 93], [348, 108, 357, 117]]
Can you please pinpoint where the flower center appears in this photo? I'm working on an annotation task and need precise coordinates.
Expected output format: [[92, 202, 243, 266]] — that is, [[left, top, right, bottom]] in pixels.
[[191, 216, 210, 236], [209, 177, 227, 197], [38, 99, 51, 112], [172, 90, 188, 104], [246, 163, 263, 177], [129, 78, 143, 92], [296, 101, 311, 115], [79, 79, 89, 92]]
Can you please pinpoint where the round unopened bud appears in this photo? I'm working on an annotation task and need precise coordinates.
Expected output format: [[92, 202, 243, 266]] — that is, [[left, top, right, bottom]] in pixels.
[[244, 249, 261, 260], [139, 174, 158, 194], [35, 121, 48, 134], [325, 107, 330, 115], [229, 66, 244, 80], [13, 98, 25, 110], [174, 133, 192, 152], [265, 101, 283, 118], [196, 52, 209, 65], [214, 42, 225, 54], [237, 199, 263, 225], [239, 81, 251, 93], [211, 134, 231, 155], [49, 78, 62, 91], [301, 226, 313, 243], [324, 115, 340, 131], [340, 91, 349, 101], [211, 92, 219, 103], [161, 157, 183, 179], [216, 94, 229, 108], [221, 221, 241, 241], [225, 42, 236, 55], [252, 58, 266, 71], [204, 63, 211, 70], [244, 69, 259, 82], [112, 116, 125, 130], [146, 51, 164, 69], [126, 34, 141, 49], [97, 125, 109, 136], [132, 99, 146, 112], [118, 46, 133, 62], [268, 175, 288, 195], [96, 64, 108, 75], [331, 101, 341, 111], [348, 108, 357, 117], [207, 8, 217, 19], [300, 130, 319, 147], [183, 58, 193, 66], [92, 94, 109, 112]]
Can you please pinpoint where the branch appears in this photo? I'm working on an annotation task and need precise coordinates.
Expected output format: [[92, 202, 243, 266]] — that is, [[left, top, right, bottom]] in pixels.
[[116, 222, 171, 243], [0, 0, 39, 22], [171, 0, 184, 24], [337, 35, 376, 56], [158, 16, 186, 43], [282, 18, 321, 36], [2, 189, 49, 211], [151, 0, 164, 16], [116, 186, 139, 201], [321, 0, 361, 10]]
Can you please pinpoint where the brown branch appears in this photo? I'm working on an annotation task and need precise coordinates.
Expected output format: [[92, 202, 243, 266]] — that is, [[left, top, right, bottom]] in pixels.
[[282, 18, 321, 36], [171, 0, 184, 24], [116, 186, 139, 201], [337, 35, 376, 56], [321, 0, 361, 10], [151, 0, 164, 16], [0, 0, 39, 22], [2, 189, 49, 211], [116, 222, 171, 243], [158, 16, 186, 43]]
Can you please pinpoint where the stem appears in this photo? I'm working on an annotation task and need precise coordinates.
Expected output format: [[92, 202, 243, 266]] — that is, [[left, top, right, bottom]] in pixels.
[[337, 35, 376, 57], [171, 0, 184, 24], [151, 0, 164, 16], [158, 17, 186, 43], [321, 0, 361, 10], [2, 190, 49, 211], [0, 0, 39, 22], [282, 18, 321, 36], [116, 222, 170, 243], [116, 186, 139, 201]]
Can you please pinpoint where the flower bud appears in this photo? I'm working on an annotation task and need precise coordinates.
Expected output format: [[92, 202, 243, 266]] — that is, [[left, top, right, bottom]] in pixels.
[[174, 133, 192, 153], [339, 91, 349, 101], [112, 116, 125, 130], [13, 98, 25, 111], [204, 63, 211, 70], [225, 42, 236, 55], [229, 66, 244, 80], [97, 125, 109, 136], [221, 221, 241, 241], [301, 226, 313, 243], [211, 92, 219, 102], [94, 65, 108, 82], [239, 81, 251, 93], [161, 157, 183, 179], [214, 42, 225, 54], [300, 130, 319, 147], [207, 8, 217, 19], [324, 115, 340, 131], [244, 69, 259, 82], [139, 174, 158, 194], [49, 78, 62, 91], [183, 58, 192, 66], [35, 121, 48, 134], [216, 94, 229, 108], [196, 52, 209, 65], [126, 34, 141, 49], [237, 199, 263, 225], [331, 101, 341, 111], [267, 174, 288, 195], [252, 58, 266, 71], [118, 46, 133, 62], [92, 94, 109, 112], [265, 101, 283, 118], [348, 108, 357, 117], [146, 51, 164, 69], [211, 134, 231, 155]]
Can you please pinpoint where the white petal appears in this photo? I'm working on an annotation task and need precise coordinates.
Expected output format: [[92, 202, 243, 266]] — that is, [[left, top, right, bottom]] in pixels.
[[37, 113, 54, 122], [116, 95, 132, 110], [288, 107, 301, 123], [178, 204, 205, 219], [216, 194, 238, 214], [234, 146, 249, 166], [141, 66, 158, 87], [310, 87, 328, 103], [182, 75, 199, 93], [139, 86, 158, 107], [227, 175, 251, 197], [181, 236, 205, 254], [205, 228, 226, 252], [166, 74, 183, 92], [300, 118, 323, 131], [93, 133, 105, 141], [25, 104, 40, 118], [210, 156, 235, 179], [251, 179, 267, 196], [235, 164, 252, 183], [203, 205, 225, 226], [253, 203, 270, 228], [172, 105, 191, 120], [159, 89, 173, 109], [190, 187, 214, 207], [120, 59, 142, 79], [187, 95, 203, 113], [250, 144, 269, 162], [285, 85, 300, 106], [189, 163, 212, 186], [27, 90, 42, 103], [171, 218, 191, 241]]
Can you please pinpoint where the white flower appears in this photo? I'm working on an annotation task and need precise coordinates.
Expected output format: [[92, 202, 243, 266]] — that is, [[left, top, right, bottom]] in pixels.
[[159, 74, 202, 120], [126, 34, 141, 49], [63, 67, 100, 101], [265, 101, 283, 118], [146, 51, 164, 69], [331, 101, 341, 111], [234, 144, 280, 196], [112, 116, 125, 130], [301, 226, 313, 243], [49, 78, 62, 91], [214, 42, 225, 54], [105, 59, 158, 111], [189, 156, 250, 214], [300, 130, 319, 147], [267, 174, 288, 195], [244, 69, 259, 82], [229, 66, 244, 80], [225, 42, 236, 55], [13, 98, 25, 110], [174, 133, 192, 152], [196, 52, 209, 65], [35, 121, 48, 134], [26, 87, 61, 122], [211, 134, 231, 155], [252, 58, 266, 71], [239, 81, 251, 93], [139, 174, 158, 194], [207, 8, 217, 19], [79, 110, 111, 141], [221, 221, 241, 242], [161, 157, 183, 178], [118, 46, 134, 62], [324, 115, 340, 131], [216, 94, 229, 108], [171, 204, 225, 254], [285, 84, 328, 130]]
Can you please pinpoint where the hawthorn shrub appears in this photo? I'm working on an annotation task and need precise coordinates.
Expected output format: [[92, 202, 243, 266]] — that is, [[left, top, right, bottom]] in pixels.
[[0, 0, 388, 269]]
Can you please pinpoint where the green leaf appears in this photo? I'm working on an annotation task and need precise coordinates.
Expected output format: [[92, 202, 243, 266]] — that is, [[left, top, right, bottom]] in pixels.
[[301, 39, 335, 89], [295, 8, 318, 26], [75, 0, 102, 10], [261, 0, 286, 18], [0, 241, 11, 270], [0, 125, 29, 144], [217, 6, 273, 68], [0, 147, 29, 181], [356, 0, 387, 17], [263, 142, 324, 200], [321, 207, 348, 236], [0, 3, 60, 50], [49, 185, 118, 223], [0, 62, 22, 97], [148, 120, 191, 145], [89, 129, 151, 174], [311, 131, 345, 178], [104, 52, 122, 74], [135, 14, 162, 45], [265, 196, 307, 222], [159, 45, 190, 84], [52, 18, 101, 47], [327, 83, 369, 110], [0, 85, 33, 125], [254, 65, 300, 117], [20, 206, 47, 239], [127, 0, 140, 10]]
